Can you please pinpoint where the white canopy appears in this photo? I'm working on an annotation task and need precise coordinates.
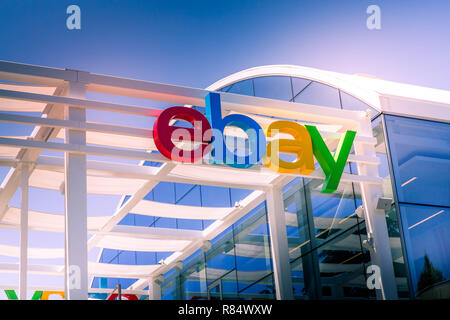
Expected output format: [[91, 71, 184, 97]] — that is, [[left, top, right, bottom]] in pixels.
[[29, 169, 148, 195], [0, 262, 160, 278], [96, 235, 190, 252], [0, 84, 57, 112], [2, 206, 109, 232], [131, 199, 232, 220]]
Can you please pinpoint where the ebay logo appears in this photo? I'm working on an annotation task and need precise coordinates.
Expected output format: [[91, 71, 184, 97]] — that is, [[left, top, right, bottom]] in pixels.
[[153, 93, 356, 193]]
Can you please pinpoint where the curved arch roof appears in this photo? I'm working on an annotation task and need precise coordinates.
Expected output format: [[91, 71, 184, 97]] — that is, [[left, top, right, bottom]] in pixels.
[[205, 64, 450, 114]]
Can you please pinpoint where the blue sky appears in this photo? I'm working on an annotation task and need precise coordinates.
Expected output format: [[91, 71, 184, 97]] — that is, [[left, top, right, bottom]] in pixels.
[[1, 0, 449, 90], [0, 0, 449, 298]]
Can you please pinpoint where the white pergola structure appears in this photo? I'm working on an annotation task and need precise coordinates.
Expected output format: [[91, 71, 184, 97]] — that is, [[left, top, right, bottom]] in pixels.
[[0, 61, 399, 300]]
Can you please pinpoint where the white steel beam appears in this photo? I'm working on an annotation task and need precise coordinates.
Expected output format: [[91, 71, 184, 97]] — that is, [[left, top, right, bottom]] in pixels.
[[19, 163, 29, 300], [87, 162, 176, 251], [0, 112, 154, 138], [0, 139, 381, 186], [0, 85, 66, 222], [355, 116, 398, 300], [33, 156, 270, 190], [0, 88, 162, 117], [265, 181, 294, 300], [64, 80, 88, 300], [148, 277, 162, 300]]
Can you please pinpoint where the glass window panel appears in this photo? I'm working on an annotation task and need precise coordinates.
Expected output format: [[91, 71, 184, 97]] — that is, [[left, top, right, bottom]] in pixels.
[[205, 235, 236, 284], [183, 279, 207, 300], [303, 179, 359, 245], [118, 250, 136, 265], [152, 181, 175, 204], [208, 282, 221, 300], [159, 249, 207, 300], [294, 81, 340, 109], [218, 84, 232, 92], [221, 270, 238, 299], [238, 273, 275, 300], [134, 214, 154, 227], [227, 79, 254, 96], [290, 263, 308, 299], [384, 207, 410, 297], [156, 252, 173, 263], [200, 186, 231, 207], [143, 191, 154, 201], [290, 251, 322, 300], [233, 202, 266, 227], [107, 278, 119, 290], [175, 183, 197, 203], [315, 225, 372, 299], [253, 76, 292, 101], [283, 180, 313, 262], [206, 252, 236, 272], [118, 213, 135, 226], [291, 77, 312, 98], [203, 220, 215, 228], [100, 248, 119, 263], [233, 207, 273, 292], [177, 218, 203, 231], [136, 251, 157, 265], [385, 115, 450, 207], [230, 188, 252, 204], [161, 279, 176, 300], [143, 159, 163, 168], [176, 184, 200, 206], [182, 259, 208, 300], [399, 204, 449, 294], [340, 91, 379, 118], [116, 278, 137, 290], [154, 217, 177, 229]]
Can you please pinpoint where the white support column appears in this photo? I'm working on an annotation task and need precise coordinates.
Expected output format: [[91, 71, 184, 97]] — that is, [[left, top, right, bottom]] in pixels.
[[266, 185, 294, 300], [64, 79, 88, 300], [355, 116, 398, 300], [19, 163, 29, 300], [148, 276, 162, 300]]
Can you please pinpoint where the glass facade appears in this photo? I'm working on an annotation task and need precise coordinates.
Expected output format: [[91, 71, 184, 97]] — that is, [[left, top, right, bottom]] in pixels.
[[286, 178, 373, 299], [93, 75, 448, 300], [161, 202, 274, 300], [384, 115, 450, 295]]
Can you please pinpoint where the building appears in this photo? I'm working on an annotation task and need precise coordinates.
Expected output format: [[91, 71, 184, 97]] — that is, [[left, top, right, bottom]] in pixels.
[[0, 61, 448, 300]]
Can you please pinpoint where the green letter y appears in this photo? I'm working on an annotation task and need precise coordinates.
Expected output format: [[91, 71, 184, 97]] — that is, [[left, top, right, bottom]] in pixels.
[[305, 125, 356, 193]]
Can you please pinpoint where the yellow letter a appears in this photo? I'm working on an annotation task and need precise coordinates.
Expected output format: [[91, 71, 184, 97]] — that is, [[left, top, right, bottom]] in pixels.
[[263, 121, 314, 174]]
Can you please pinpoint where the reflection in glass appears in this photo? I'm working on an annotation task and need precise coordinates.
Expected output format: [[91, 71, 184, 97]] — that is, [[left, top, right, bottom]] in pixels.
[[160, 202, 274, 300], [294, 81, 340, 109], [253, 76, 293, 101], [291, 77, 312, 99], [385, 115, 450, 207], [238, 274, 275, 300], [227, 79, 254, 96], [399, 204, 449, 293], [340, 91, 379, 118], [283, 176, 373, 299]]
